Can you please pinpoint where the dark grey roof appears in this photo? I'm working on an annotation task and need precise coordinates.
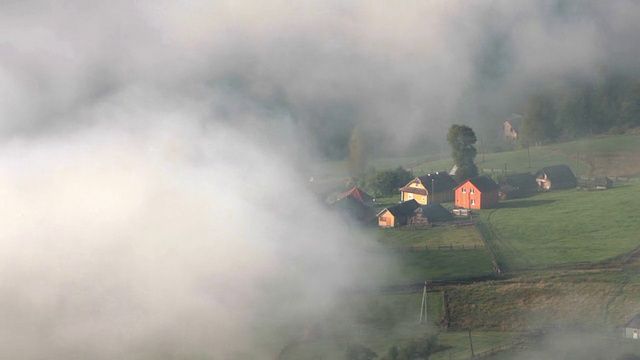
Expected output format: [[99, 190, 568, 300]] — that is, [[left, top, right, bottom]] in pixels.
[[379, 199, 420, 217], [457, 175, 500, 192], [625, 314, 640, 329], [415, 203, 453, 222], [330, 195, 375, 223], [536, 165, 577, 188], [504, 173, 538, 190]]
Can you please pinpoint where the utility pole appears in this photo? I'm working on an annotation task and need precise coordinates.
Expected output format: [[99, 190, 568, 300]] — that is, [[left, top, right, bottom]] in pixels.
[[431, 179, 435, 204], [527, 143, 531, 169], [419, 282, 428, 324], [468, 328, 475, 358], [576, 151, 579, 179]]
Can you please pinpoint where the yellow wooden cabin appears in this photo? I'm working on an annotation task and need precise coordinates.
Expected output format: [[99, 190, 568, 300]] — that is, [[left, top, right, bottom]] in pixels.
[[399, 172, 458, 205]]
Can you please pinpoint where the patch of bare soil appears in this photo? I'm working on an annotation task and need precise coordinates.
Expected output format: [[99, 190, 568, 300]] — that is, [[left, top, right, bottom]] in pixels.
[[582, 151, 640, 177]]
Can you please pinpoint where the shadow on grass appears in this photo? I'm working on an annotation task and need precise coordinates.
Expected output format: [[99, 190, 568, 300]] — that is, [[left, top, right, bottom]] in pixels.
[[499, 199, 556, 208]]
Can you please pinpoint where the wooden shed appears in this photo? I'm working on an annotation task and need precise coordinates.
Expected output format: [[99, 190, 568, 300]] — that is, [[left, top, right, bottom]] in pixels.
[[535, 165, 577, 190], [377, 200, 420, 228], [399, 172, 458, 205], [337, 187, 375, 206], [454, 175, 500, 209], [408, 203, 453, 226], [594, 176, 614, 190], [329, 194, 376, 227], [499, 173, 538, 199], [624, 314, 640, 339]]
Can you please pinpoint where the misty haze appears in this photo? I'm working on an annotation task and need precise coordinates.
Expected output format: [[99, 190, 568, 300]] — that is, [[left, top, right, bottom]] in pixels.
[[3, 1, 640, 359]]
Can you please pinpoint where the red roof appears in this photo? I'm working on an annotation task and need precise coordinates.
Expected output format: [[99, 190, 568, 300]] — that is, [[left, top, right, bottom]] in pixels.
[[340, 187, 374, 204]]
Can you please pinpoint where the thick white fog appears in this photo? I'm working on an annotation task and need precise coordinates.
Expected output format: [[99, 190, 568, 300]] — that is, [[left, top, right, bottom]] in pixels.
[[0, 120, 385, 358]]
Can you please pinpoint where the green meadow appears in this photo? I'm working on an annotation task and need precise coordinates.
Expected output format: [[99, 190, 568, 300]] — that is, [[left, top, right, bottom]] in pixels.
[[476, 181, 640, 271]]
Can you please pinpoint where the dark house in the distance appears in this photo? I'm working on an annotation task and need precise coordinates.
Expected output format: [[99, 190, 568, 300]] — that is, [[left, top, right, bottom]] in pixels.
[[329, 194, 376, 226], [337, 187, 375, 206], [624, 314, 640, 339], [408, 203, 453, 226], [499, 172, 539, 199], [594, 176, 614, 190], [535, 165, 577, 190]]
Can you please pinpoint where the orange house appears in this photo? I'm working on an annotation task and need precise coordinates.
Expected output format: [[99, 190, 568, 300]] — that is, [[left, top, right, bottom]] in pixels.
[[454, 175, 500, 209]]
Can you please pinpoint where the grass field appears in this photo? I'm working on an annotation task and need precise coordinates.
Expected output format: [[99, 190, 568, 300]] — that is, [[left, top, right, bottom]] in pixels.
[[476, 181, 640, 270], [384, 250, 495, 284], [431, 331, 521, 360], [374, 226, 484, 249]]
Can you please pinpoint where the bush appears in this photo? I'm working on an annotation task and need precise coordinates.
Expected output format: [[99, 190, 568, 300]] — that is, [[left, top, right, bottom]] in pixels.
[[362, 167, 413, 197]]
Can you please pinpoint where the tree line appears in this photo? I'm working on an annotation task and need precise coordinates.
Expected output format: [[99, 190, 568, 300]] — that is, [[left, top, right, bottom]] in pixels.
[[521, 71, 640, 144]]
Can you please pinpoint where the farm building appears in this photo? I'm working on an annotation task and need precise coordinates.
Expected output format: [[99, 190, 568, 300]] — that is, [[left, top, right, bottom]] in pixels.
[[535, 165, 577, 190], [336, 187, 375, 206], [377, 199, 420, 228], [624, 314, 640, 339], [499, 172, 538, 199], [594, 176, 614, 189], [501, 114, 523, 141], [454, 175, 500, 209], [408, 203, 453, 226], [399, 172, 458, 205], [329, 194, 376, 226]]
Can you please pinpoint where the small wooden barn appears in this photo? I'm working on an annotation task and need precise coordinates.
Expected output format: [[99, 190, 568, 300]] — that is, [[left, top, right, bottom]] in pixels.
[[399, 172, 458, 205], [499, 173, 538, 199], [454, 175, 500, 209], [624, 314, 640, 339], [329, 194, 376, 226], [337, 187, 375, 206], [408, 203, 453, 226], [594, 176, 614, 190], [377, 200, 420, 228], [535, 165, 577, 190]]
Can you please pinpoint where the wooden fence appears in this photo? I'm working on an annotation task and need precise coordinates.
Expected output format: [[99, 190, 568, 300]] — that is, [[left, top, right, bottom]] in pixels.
[[405, 244, 484, 252]]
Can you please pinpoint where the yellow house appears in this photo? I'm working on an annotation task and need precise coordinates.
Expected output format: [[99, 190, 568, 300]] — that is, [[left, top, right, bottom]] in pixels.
[[399, 172, 458, 205]]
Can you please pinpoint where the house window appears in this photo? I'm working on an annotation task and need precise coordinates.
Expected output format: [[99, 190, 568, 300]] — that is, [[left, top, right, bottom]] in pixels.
[[471, 199, 476, 206], [422, 196, 426, 202], [470, 188, 475, 194], [462, 188, 466, 193], [407, 193, 414, 200], [380, 217, 387, 222]]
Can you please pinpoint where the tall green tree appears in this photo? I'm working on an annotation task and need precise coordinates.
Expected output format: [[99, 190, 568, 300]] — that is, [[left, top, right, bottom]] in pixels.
[[521, 93, 557, 144], [347, 124, 368, 178], [364, 167, 413, 197], [447, 124, 479, 182]]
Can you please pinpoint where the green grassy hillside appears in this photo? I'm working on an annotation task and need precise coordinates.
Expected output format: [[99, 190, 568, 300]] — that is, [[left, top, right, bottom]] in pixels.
[[476, 181, 640, 271]]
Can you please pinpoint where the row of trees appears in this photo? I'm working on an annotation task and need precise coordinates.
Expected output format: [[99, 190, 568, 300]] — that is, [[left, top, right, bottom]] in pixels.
[[521, 73, 640, 144]]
